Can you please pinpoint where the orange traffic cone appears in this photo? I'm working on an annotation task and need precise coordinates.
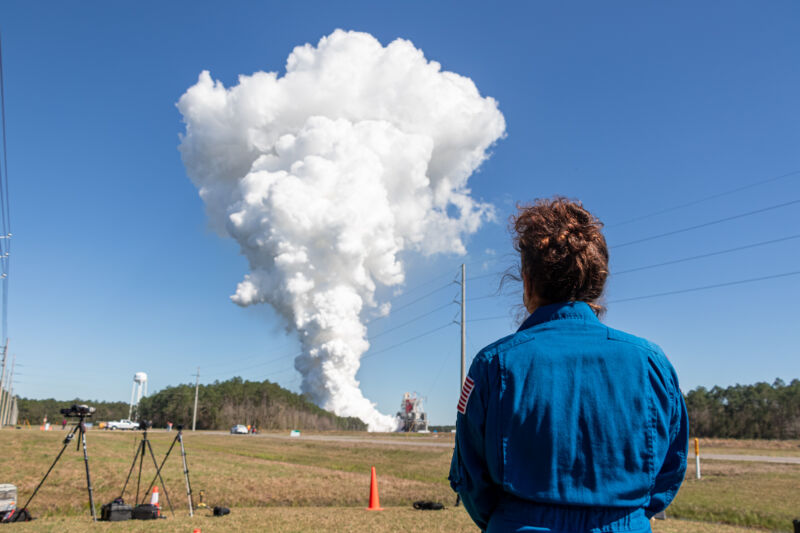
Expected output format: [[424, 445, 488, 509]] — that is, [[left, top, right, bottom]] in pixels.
[[150, 486, 160, 516], [366, 466, 383, 511]]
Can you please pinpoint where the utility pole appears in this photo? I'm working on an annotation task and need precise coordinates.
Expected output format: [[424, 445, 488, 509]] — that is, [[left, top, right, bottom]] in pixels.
[[0, 341, 7, 426], [192, 367, 200, 431], [461, 263, 466, 387], [1, 353, 13, 426]]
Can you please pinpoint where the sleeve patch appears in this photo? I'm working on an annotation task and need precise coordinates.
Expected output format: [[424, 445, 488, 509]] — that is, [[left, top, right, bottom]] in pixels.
[[457, 376, 475, 414]]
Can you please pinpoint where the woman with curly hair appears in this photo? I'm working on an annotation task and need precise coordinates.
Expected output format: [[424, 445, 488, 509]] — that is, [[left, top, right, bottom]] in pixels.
[[450, 197, 688, 533]]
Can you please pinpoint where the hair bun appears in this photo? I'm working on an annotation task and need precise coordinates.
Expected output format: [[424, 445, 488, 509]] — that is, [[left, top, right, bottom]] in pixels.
[[512, 197, 608, 315]]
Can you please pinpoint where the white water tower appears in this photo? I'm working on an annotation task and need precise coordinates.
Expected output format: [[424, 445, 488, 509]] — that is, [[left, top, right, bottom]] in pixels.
[[128, 372, 148, 419]]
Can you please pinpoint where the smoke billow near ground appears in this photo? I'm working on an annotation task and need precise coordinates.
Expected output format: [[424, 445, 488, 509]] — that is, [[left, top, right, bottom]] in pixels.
[[178, 29, 505, 431]]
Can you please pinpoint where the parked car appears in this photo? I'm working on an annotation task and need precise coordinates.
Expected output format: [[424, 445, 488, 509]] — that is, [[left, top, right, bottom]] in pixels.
[[230, 424, 248, 434], [106, 419, 139, 430]]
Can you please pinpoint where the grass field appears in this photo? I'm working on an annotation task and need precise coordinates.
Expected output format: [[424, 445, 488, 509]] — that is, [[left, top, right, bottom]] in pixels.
[[0, 428, 797, 532]]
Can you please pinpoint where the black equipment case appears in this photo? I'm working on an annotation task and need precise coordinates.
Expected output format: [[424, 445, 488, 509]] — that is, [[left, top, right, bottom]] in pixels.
[[100, 500, 132, 521], [132, 503, 159, 520]]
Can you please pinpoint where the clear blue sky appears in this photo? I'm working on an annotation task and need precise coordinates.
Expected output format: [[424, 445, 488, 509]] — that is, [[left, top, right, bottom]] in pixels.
[[1, 1, 798, 426]]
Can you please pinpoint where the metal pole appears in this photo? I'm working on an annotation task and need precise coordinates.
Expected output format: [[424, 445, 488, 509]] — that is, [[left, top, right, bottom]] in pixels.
[[1, 352, 13, 426], [179, 432, 194, 516], [461, 264, 466, 387], [0, 340, 7, 425], [192, 368, 199, 432], [79, 421, 97, 521]]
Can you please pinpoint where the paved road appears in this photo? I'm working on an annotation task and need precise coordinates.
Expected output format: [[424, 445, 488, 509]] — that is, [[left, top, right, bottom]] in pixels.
[[224, 432, 800, 463], [689, 453, 800, 465], [255, 432, 455, 448]]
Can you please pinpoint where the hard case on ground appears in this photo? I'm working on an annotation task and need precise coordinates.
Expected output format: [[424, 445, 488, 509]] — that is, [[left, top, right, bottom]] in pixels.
[[132, 503, 158, 520], [100, 501, 132, 521]]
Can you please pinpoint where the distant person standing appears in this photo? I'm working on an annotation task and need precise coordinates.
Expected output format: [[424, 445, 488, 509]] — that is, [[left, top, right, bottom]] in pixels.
[[450, 197, 688, 532], [61, 419, 67, 430], [167, 421, 173, 432]]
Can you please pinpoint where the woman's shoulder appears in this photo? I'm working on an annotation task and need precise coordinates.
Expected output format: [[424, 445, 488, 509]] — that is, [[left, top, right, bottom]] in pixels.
[[606, 325, 665, 357], [606, 325, 680, 386], [474, 327, 534, 362]]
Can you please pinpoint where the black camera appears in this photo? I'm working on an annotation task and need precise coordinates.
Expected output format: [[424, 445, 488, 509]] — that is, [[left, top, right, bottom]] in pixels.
[[60, 404, 96, 417]]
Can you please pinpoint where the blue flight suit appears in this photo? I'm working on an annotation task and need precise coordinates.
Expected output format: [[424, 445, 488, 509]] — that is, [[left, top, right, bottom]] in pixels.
[[449, 301, 688, 532]]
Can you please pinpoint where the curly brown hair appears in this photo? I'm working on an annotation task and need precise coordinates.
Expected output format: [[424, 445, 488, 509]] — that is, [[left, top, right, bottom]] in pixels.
[[512, 197, 609, 316]]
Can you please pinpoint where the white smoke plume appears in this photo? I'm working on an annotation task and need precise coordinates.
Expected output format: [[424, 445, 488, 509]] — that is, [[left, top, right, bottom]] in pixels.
[[178, 30, 505, 431]]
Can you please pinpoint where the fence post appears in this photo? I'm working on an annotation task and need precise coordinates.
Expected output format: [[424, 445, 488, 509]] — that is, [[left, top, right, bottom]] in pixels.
[[694, 438, 701, 480]]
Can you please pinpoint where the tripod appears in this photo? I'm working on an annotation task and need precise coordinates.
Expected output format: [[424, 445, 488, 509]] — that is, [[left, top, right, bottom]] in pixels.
[[142, 425, 194, 516], [17, 415, 97, 521], [119, 426, 175, 516]]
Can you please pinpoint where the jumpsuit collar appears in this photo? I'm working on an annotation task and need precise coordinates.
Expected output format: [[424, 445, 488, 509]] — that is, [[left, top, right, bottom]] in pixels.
[[517, 301, 598, 333]]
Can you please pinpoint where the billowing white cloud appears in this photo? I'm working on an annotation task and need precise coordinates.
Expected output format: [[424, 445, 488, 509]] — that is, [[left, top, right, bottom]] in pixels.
[[178, 29, 505, 431]]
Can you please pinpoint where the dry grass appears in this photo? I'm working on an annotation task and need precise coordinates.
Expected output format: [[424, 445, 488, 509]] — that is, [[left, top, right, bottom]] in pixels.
[[1, 508, 769, 533], [698, 438, 800, 458], [1, 428, 797, 531], [669, 457, 800, 530]]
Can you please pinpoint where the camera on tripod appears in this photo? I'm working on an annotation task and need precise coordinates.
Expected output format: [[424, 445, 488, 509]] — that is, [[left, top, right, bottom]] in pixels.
[[60, 404, 96, 418]]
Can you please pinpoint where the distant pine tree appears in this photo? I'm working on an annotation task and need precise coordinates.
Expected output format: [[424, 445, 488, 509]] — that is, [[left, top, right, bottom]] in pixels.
[[685, 378, 800, 439]]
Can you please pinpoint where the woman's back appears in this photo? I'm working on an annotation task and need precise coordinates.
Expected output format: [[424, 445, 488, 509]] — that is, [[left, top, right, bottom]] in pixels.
[[449, 197, 688, 532], [451, 301, 688, 532]]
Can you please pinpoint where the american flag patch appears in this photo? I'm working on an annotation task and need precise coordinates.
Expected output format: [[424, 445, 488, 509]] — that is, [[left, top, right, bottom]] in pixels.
[[457, 376, 475, 414]]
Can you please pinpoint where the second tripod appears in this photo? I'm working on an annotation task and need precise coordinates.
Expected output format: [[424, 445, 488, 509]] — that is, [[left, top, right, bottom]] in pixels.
[[119, 425, 174, 516], [142, 425, 194, 516]]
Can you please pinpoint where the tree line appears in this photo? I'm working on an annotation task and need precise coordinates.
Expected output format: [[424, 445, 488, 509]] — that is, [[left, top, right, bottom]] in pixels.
[[685, 378, 800, 439], [15, 397, 130, 425], [16, 377, 800, 438], [15, 378, 366, 431], [137, 377, 367, 431]]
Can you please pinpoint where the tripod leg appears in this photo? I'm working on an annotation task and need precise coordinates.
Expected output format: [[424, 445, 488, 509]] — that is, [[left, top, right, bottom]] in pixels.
[[136, 437, 146, 503], [120, 439, 144, 500], [79, 423, 97, 521], [145, 439, 175, 516], [17, 424, 79, 514], [142, 434, 178, 499], [179, 432, 194, 516]]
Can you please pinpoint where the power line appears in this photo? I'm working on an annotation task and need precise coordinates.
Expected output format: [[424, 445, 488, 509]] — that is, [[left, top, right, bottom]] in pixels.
[[367, 301, 454, 340], [373, 257, 495, 303], [466, 269, 800, 321], [613, 233, 800, 275], [0, 33, 9, 347], [362, 322, 454, 361], [204, 295, 456, 379], [365, 282, 453, 324], [607, 170, 800, 227], [608, 269, 800, 303], [203, 350, 302, 378], [611, 198, 800, 249], [467, 270, 506, 283]]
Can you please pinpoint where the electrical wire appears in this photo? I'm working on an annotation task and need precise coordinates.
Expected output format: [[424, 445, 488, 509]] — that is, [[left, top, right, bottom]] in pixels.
[[453, 211, 800, 294], [611, 198, 800, 249], [613, 233, 800, 275], [367, 301, 454, 340], [365, 282, 453, 324], [467, 268, 800, 322], [608, 269, 800, 303], [361, 322, 454, 361], [607, 170, 800, 228], [203, 350, 302, 378], [0, 33, 9, 346], [372, 257, 495, 302]]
